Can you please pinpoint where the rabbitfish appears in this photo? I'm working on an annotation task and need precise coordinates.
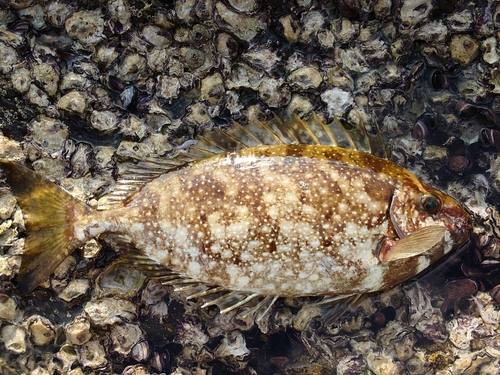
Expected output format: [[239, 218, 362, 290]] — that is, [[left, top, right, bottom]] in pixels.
[[0, 114, 471, 308]]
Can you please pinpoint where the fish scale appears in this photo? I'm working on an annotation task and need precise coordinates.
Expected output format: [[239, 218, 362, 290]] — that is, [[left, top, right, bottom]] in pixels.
[[0, 113, 472, 319]]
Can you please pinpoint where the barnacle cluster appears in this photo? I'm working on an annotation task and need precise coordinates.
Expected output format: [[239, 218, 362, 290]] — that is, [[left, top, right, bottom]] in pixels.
[[0, 0, 500, 374]]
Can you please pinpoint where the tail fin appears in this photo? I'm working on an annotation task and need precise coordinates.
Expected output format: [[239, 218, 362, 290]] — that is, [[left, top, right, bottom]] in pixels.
[[0, 159, 90, 294]]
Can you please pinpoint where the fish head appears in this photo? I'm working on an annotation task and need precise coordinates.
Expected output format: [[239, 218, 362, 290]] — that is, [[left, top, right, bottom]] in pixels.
[[388, 182, 472, 258]]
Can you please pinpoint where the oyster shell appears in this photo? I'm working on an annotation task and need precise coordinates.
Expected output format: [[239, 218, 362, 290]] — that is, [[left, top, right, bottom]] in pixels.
[[65, 10, 104, 46]]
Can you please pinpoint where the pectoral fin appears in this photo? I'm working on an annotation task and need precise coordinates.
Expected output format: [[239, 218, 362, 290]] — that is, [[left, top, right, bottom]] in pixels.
[[379, 225, 447, 262]]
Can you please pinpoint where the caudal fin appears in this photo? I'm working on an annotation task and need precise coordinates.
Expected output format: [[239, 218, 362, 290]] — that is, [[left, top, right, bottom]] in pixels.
[[0, 159, 90, 294]]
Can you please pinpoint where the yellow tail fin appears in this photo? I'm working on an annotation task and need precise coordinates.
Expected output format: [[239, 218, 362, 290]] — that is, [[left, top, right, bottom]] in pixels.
[[0, 160, 90, 294]]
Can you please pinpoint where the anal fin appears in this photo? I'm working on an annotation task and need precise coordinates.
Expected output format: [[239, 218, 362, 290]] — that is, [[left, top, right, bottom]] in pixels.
[[104, 234, 273, 316]]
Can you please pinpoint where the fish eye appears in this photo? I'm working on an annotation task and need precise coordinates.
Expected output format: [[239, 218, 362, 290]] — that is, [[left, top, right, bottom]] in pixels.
[[421, 194, 441, 214]]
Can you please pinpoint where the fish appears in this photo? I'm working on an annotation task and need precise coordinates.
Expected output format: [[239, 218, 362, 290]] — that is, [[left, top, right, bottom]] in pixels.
[[0, 112, 472, 319]]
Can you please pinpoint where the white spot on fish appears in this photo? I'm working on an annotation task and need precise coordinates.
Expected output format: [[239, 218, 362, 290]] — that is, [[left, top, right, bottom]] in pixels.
[[188, 261, 201, 275]]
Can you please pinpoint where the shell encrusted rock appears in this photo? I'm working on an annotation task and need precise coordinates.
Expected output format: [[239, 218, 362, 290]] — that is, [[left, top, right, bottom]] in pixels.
[[0, 0, 498, 374]]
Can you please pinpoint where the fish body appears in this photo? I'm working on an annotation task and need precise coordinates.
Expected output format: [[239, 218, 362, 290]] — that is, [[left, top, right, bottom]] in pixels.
[[1, 142, 471, 299]]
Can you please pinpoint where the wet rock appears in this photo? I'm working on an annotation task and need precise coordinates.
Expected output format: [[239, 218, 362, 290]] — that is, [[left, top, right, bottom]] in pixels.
[[90, 110, 119, 134], [66, 315, 92, 346], [228, 0, 259, 13], [122, 364, 151, 375], [97, 262, 146, 297], [11, 66, 31, 93], [0, 42, 17, 74], [366, 351, 401, 375], [1, 324, 27, 354], [288, 66, 323, 90], [110, 323, 144, 357], [338, 46, 369, 73], [141, 25, 171, 48], [0, 294, 20, 322], [280, 15, 301, 43], [216, 32, 239, 59], [58, 279, 91, 304], [77, 340, 107, 369], [156, 75, 181, 101], [337, 354, 367, 374], [406, 284, 448, 343], [27, 315, 55, 346], [482, 36, 500, 65], [30, 366, 51, 375], [57, 91, 89, 115], [400, 0, 432, 28], [32, 61, 59, 96], [417, 21, 447, 43], [116, 53, 147, 82], [300, 11, 324, 43], [321, 88, 354, 117], [213, 330, 250, 371], [31, 157, 67, 180], [27, 83, 50, 107], [242, 48, 280, 72], [84, 298, 137, 327], [441, 279, 478, 300], [0, 135, 23, 160], [447, 315, 482, 349], [65, 10, 104, 46], [0, 193, 16, 221], [27, 116, 69, 153], [331, 18, 358, 44], [327, 66, 354, 90], [450, 35, 480, 66], [215, 2, 266, 42], [45, 1, 73, 28]]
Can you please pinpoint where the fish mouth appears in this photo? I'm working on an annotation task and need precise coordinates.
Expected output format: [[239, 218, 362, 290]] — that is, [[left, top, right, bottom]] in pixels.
[[458, 218, 472, 231], [458, 207, 474, 231], [456, 216, 473, 242], [445, 205, 473, 235]]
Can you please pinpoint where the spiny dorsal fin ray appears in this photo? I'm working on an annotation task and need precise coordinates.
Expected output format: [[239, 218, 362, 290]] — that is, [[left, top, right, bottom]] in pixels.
[[289, 113, 323, 144], [97, 157, 195, 210], [227, 120, 272, 146], [190, 110, 387, 157]]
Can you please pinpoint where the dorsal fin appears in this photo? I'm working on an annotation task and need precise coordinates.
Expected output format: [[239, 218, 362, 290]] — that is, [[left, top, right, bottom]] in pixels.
[[188, 110, 387, 159], [97, 156, 195, 209], [99, 109, 387, 209]]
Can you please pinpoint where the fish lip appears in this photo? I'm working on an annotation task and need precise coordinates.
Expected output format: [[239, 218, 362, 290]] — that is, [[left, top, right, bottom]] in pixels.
[[461, 222, 473, 231], [456, 212, 473, 232]]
